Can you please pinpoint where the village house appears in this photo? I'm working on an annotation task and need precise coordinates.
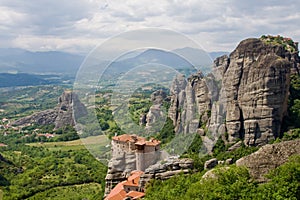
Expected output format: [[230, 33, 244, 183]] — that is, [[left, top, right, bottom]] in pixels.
[[0, 143, 8, 147], [1, 118, 9, 123], [37, 133, 55, 139]]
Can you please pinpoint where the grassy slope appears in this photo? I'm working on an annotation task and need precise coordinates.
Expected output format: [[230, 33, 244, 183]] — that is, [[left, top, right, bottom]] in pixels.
[[28, 135, 108, 151]]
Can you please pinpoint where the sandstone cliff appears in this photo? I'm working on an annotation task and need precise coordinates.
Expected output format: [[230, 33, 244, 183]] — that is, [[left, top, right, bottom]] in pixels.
[[168, 37, 300, 147], [221, 38, 299, 145], [168, 72, 211, 134], [12, 91, 87, 130]]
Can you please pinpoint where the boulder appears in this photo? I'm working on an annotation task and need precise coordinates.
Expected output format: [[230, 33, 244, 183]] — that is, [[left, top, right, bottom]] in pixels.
[[204, 158, 218, 169], [236, 139, 300, 182]]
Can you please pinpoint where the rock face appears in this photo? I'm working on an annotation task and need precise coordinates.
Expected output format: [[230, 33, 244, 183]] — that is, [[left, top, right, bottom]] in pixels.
[[105, 151, 137, 195], [236, 139, 300, 182], [168, 37, 300, 147], [145, 90, 167, 133], [12, 91, 87, 130], [168, 72, 211, 134], [12, 109, 57, 126], [221, 38, 297, 145], [54, 91, 87, 130], [139, 158, 194, 189]]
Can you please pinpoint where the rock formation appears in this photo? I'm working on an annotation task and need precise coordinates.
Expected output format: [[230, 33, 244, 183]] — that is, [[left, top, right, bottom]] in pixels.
[[221, 38, 298, 145], [144, 90, 167, 133], [168, 72, 211, 134], [167, 37, 300, 147], [12, 91, 87, 130], [236, 139, 300, 182], [204, 158, 218, 169], [12, 109, 57, 126]]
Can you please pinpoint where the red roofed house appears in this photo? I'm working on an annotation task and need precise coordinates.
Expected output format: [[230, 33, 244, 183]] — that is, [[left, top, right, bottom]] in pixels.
[[0, 143, 8, 147], [105, 171, 145, 200], [37, 133, 55, 139]]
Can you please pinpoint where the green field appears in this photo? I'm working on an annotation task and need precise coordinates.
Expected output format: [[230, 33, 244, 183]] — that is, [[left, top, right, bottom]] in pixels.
[[28, 135, 109, 151]]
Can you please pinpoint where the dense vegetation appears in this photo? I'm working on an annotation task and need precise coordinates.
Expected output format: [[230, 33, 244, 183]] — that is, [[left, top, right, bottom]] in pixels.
[[145, 155, 300, 200], [261, 35, 298, 53], [0, 144, 107, 200], [282, 74, 300, 132]]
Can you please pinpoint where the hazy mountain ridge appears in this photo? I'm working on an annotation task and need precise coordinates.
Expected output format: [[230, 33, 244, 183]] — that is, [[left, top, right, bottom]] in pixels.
[[0, 47, 227, 76], [0, 48, 84, 75]]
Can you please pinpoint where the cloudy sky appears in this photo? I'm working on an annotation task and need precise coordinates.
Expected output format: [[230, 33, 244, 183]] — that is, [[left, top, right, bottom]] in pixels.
[[1, 0, 300, 54]]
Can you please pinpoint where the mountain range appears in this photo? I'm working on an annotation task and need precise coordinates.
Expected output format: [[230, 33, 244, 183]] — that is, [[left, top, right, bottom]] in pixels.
[[0, 48, 85, 75], [0, 48, 228, 76]]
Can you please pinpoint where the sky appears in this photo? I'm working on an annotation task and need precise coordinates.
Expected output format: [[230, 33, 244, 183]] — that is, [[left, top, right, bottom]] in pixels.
[[1, 0, 300, 55]]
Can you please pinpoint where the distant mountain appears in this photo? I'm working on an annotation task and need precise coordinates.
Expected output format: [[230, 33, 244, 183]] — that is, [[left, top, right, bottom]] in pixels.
[[0, 73, 51, 87], [112, 49, 193, 68], [0, 48, 229, 79], [102, 47, 217, 79], [0, 48, 84, 75]]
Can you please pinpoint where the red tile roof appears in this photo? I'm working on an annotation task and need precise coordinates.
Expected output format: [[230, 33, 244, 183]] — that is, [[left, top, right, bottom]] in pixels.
[[124, 171, 143, 187], [105, 182, 127, 200], [112, 134, 160, 146], [105, 171, 145, 200], [127, 191, 145, 199], [0, 143, 7, 147]]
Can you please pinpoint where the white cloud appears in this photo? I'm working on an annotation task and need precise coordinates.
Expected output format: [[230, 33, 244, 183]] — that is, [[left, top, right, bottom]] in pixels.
[[0, 0, 300, 54]]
